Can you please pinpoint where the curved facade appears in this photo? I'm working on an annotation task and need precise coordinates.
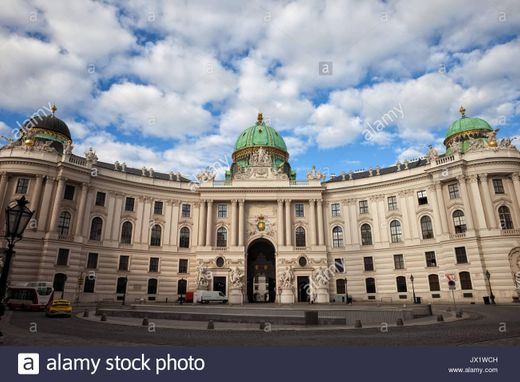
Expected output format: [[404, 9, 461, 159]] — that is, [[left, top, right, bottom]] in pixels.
[[1, 110, 520, 304]]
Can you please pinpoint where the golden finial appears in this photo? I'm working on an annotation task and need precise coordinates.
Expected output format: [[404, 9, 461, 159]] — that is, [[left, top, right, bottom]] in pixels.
[[257, 112, 263, 125], [51, 104, 57, 115], [459, 105, 466, 117]]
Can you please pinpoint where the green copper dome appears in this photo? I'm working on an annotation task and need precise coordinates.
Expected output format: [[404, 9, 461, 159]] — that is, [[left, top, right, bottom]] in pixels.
[[445, 108, 493, 140], [444, 107, 495, 155], [234, 114, 287, 152]]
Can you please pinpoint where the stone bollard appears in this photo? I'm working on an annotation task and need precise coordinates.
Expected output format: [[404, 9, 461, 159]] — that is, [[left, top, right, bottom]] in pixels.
[[83, 310, 89, 318], [207, 320, 215, 330], [354, 320, 362, 328], [142, 317, 149, 326], [437, 314, 444, 322], [456, 311, 463, 318], [100, 313, 107, 322], [396, 318, 404, 326]]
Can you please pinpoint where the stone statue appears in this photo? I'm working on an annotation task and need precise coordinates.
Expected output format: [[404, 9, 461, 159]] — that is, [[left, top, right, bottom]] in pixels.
[[249, 147, 271, 167], [426, 144, 439, 162], [229, 267, 244, 288], [515, 271, 520, 293], [498, 137, 513, 149], [449, 141, 462, 154], [196, 167, 216, 183], [197, 264, 210, 289], [280, 266, 294, 289], [312, 267, 329, 288], [85, 147, 98, 163], [307, 165, 324, 181], [63, 140, 73, 155]]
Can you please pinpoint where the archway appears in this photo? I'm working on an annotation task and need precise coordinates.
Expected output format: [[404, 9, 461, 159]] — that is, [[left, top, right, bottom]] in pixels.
[[247, 238, 276, 303]]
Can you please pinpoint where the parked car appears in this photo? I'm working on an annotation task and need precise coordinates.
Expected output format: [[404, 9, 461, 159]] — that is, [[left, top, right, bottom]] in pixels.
[[46, 299, 72, 317], [196, 291, 228, 304]]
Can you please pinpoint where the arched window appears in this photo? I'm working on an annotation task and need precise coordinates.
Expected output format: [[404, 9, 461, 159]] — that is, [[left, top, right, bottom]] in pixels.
[[498, 206, 514, 229], [147, 278, 158, 295], [428, 274, 440, 291], [396, 276, 407, 293], [390, 220, 402, 243], [336, 279, 346, 294], [332, 226, 344, 248], [179, 227, 190, 248], [216, 227, 227, 247], [361, 224, 372, 245], [420, 216, 434, 239], [120, 221, 133, 244], [177, 279, 187, 295], [453, 210, 466, 233], [57, 211, 71, 237], [150, 225, 162, 246], [295, 226, 306, 247], [459, 271, 473, 290], [89, 217, 103, 241], [365, 277, 376, 293]]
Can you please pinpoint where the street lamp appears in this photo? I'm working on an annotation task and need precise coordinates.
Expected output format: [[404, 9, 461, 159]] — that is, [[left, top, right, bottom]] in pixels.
[[0, 196, 34, 317], [121, 276, 128, 306], [410, 274, 416, 304], [485, 270, 495, 304], [344, 277, 349, 304], [179, 278, 185, 304]]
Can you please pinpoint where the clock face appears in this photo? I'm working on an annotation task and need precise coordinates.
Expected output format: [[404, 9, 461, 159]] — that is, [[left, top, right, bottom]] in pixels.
[[257, 221, 266, 231]]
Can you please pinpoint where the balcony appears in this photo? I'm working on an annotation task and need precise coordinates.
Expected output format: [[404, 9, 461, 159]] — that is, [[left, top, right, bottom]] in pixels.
[[449, 232, 466, 239], [501, 229, 520, 236], [211, 246, 228, 251], [435, 155, 455, 165]]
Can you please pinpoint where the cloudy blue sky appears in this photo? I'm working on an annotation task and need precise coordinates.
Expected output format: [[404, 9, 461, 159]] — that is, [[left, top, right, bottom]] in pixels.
[[0, 0, 519, 180]]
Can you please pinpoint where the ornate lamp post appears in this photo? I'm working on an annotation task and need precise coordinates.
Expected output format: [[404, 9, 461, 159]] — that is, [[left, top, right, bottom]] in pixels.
[[121, 276, 128, 306], [344, 277, 348, 304], [485, 270, 495, 304], [0, 196, 34, 317], [410, 274, 416, 304]]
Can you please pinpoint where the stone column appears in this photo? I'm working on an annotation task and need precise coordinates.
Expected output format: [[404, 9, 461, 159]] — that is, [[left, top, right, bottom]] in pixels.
[[0, 172, 9, 233], [74, 182, 89, 238], [342, 200, 352, 245], [104, 192, 117, 240], [468, 175, 487, 230], [0, 172, 8, 200], [376, 196, 388, 242], [457, 175, 475, 231], [230, 199, 238, 246], [49, 176, 66, 232], [198, 200, 206, 246], [285, 200, 292, 246], [164, 200, 173, 246], [277, 200, 284, 246], [317, 199, 324, 246], [505, 177, 520, 228], [347, 199, 359, 245], [171, 200, 180, 246], [238, 200, 245, 247], [434, 182, 449, 234], [134, 197, 145, 244], [206, 200, 213, 246], [511, 173, 520, 218], [110, 193, 124, 241], [309, 199, 317, 246], [480, 174, 497, 229], [405, 191, 418, 239], [141, 197, 152, 244], [398, 191, 412, 240], [427, 184, 443, 237], [370, 196, 381, 243], [29, 175, 43, 211]]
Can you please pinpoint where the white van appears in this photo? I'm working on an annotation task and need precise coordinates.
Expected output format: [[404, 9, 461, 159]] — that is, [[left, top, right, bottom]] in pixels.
[[196, 291, 228, 304]]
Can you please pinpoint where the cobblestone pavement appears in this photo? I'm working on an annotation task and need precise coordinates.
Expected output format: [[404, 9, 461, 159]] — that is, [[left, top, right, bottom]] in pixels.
[[1, 304, 519, 346]]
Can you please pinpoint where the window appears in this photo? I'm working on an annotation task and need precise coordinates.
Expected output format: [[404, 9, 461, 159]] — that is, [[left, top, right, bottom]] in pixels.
[[178, 259, 188, 273], [217, 204, 227, 218], [216, 227, 227, 247], [428, 274, 440, 291], [86, 253, 98, 269], [116, 277, 127, 294], [150, 224, 162, 246], [390, 220, 402, 243], [63, 184, 75, 200], [181, 203, 191, 217], [425, 251, 437, 267], [295, 226, 306, 247], [336, 279, 346, 294], [154, 201, 163, 215], [53, 273, 67, 293], [459, 271, 473, 290], [492, 178, 504, 194], [415, 191, 428, 206], [498, 206, 514, 229], [334, 258, 345, 273], [179, 227, 190, 248], [396, 276, 407, 293], [89, 217, 103, 241], [420, 215, 434, 239], [125, 197, 135, 212], [365, 278, 376, 294], [57, 211, 71, 237], [149, 257, 159, 272], [177, 279, 187, 295], [16, 178, 29, 194], [361, 224, 372, 245], [84, 277, 95, 293], [363, 256, 374, 271], [216, 256, 225, 267], [295, 203, 304, 217], [387, 196, 397, 211], [448, 183, 460, 199], [95, 192, 106, 206], [147, 278, 158, 295], [118, 256, 129, 271], [455, 247, 468, 264], [359, 200, 369, 214], [332, 226, 344, 248], [331, 203, 341, 217], [453, 210, 466, 233], [120, 221, 133, 244], [56, 248, 69, 266], [298, 256, 307, 267], [394, 254, 405, 270]]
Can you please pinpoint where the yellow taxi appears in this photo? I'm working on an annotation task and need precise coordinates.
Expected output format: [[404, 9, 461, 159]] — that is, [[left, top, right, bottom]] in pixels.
[[45, 299, 72, 317]]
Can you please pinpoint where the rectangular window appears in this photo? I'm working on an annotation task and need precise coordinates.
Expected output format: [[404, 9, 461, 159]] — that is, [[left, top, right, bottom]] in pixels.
[[181, 204, 191, 218], [455, 247, 468, 264], [118, 255, 129, 271], [425, 251, 437, 267], [63, 185, 75, 200], [56, 248, 69, 266], [15, 178, 29, 194], [83, 277, 95, 293], [365, 278, 376, 294], [448, 183, 460, 199], [492, 179, 504, 194], [86, 252, 98, 269], [149, 257, 159, 272], [394, 254, 405, 270], [295, 203, 304, 217], [95, 192, 106, 206], [331, 203, 341, 217], [417, 190, 428, 205], [154, 201, 163, 215], [217, 204, 227, 218], [387, 196, 397, 211], [125, 197, 135, 212], [363, 256, 374, 271], [359, 200, 369, 214], [178, 259, 188, 273], [334, 258, 345, 273]]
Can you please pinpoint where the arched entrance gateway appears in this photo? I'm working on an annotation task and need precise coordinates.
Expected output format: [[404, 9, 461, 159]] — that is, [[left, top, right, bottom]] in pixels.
[[247, 239, 276, 303]]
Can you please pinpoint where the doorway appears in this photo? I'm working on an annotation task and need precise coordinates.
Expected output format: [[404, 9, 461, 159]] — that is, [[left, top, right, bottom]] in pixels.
[[247, 239, 276, 303], [297, 276, 310, 302], [213, 276, 227, 295]]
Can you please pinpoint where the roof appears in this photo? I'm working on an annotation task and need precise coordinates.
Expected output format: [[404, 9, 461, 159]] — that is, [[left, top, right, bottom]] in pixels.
[[234, 121, 287, 152], [24, 114, 71, 140], [446, 116, 493, 140]]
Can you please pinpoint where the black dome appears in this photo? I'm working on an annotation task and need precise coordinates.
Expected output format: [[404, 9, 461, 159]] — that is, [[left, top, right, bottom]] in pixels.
[[24, 114, 71, 139]]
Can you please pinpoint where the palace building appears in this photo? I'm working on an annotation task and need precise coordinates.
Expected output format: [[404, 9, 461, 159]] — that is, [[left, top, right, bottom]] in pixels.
[[1, 107, 520, 304]]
